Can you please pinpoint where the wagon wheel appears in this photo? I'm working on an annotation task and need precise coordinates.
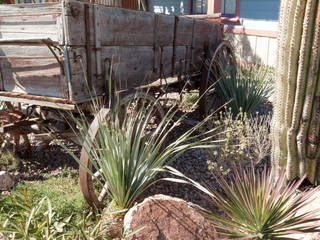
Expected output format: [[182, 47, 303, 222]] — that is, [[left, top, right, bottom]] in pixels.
[[199, 40, 236, 118], [79, 92, 165, 208]]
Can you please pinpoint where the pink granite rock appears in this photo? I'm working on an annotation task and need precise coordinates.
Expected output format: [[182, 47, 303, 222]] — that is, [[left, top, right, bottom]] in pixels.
[[123, 194, 218, 240]]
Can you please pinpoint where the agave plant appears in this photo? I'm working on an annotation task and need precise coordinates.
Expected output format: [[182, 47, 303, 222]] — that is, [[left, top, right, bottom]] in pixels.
[[165, 165, 320, 239]]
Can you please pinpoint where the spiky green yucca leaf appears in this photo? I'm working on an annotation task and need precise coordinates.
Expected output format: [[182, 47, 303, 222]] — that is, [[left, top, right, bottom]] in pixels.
[[212, 64, 274, 115], [59, 91, 222, 209], [164, 166, 320, 239]]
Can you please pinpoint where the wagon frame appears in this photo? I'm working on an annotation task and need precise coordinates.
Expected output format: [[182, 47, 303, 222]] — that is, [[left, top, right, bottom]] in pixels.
[[0, 0, 236, 207]]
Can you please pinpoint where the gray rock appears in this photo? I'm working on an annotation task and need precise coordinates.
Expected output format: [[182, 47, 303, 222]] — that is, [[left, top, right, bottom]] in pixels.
[[0, 170, 14, 191]]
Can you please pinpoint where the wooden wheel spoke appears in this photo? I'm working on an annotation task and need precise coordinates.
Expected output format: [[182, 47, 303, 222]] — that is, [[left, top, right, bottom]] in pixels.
[[98, 182, 109, 202], [92, 168, 104, 182]]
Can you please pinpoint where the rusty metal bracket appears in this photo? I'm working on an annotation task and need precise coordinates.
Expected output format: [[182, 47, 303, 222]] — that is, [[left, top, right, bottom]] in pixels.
[[0, 64, 3, 91], [190, 19, 196, 65], [153, 14, 159, 72], [44, 42, 65, 76], [171, 15, 179, 77], [85, 4, 93, 91]]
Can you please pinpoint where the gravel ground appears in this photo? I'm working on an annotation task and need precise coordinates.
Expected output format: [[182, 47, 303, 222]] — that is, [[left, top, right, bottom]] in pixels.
[[0, 98, 273, 213]]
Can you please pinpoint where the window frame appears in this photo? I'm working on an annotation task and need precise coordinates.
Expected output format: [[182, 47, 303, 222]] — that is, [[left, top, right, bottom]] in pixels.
[[190, 0, 208, 15], [208, 0, 241, 25], [221, 0, 237, 18]]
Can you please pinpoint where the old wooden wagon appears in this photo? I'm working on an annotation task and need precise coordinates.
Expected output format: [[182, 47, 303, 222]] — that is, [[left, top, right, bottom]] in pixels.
[[0, 0, 235, 207]]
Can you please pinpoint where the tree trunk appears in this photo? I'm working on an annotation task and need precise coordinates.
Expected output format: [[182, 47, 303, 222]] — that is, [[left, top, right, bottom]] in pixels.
[[272, 0, 320, 184]]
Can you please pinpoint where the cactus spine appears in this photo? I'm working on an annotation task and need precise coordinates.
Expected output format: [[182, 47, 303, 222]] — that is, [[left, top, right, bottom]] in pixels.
[[272, 0, 320, 183]]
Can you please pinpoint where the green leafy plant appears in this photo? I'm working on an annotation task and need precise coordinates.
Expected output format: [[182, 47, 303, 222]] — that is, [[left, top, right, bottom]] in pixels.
[[0, 190, 124, 240], [64, 209, 110, 240], [0, 149, 20, 171], [60, 90, 219, 209], [166, 166, 320, 239], [0, 172, 86, 225], [214, 64, 274, 115], [66, 203, 144, 240], [206, 108, 271, 174], [0, 189, 71, 240]]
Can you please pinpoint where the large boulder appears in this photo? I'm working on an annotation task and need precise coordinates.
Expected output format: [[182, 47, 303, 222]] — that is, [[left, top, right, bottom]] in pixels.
[[0, 170, 14, 191], [123, 194, 217, 240]]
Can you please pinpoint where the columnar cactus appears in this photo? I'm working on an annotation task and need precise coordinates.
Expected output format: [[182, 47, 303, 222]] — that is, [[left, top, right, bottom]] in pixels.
[[272, 0, 320, 183]]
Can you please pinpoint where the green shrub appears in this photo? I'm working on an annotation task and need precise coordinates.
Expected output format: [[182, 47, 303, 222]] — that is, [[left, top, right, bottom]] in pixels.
[[0, 190, 116, 240], [0, 189, 72, 240], [206, 108, 271, 174], [0, 150, 20, 171], [215, 64, 274, 115], [0, 171, 86, 224]]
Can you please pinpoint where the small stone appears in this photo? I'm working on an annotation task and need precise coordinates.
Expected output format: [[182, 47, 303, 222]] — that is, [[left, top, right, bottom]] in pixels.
[[0, 170, 14, 191], [124, 194, 218, 240]]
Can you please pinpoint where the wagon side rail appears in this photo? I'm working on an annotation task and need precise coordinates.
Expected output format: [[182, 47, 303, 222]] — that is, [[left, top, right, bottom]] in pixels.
[[0, 38, 75, 110]]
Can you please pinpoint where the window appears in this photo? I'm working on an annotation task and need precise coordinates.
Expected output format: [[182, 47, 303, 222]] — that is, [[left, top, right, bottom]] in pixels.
[[221, 0, 237, 18], [191, 0, 207, 14], [208, 0, 241, 24]]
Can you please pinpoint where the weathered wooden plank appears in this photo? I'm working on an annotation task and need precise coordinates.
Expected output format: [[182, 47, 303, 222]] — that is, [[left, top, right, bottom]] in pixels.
[[65, 1, 159, 46], [99, 8, 156, 46], [0, 15, 60, 41], [0, 3, 61, 16], [0, 58, 65, 98], [175, 16, 195, 46], [0, 45, 58, 57], [67, 47, 106, 101], [100, 46, 155, 90], [0, 92, 75, 110], [64, 0, 94, 46], [153, 14, 175, 46], [194, 20, 222, 47]]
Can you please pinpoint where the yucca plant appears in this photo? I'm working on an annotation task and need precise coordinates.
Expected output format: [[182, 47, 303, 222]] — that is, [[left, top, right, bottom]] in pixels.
[[165, 166, 320, 239], [60, 90, 220, 210], [215, 64, 274, 116]]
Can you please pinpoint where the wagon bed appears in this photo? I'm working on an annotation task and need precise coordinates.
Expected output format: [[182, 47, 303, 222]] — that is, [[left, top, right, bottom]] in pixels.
[[0, 0, 236, 208], [0, 0, 223, 109]]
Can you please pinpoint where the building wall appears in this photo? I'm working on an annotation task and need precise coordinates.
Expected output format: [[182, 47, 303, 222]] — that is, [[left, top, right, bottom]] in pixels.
[[240, 0, 278, 22], [225, 0, 279, 65], [149, 0, 280, 65], [149, 0, 189, 15], [226, 33, 277, 66]]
